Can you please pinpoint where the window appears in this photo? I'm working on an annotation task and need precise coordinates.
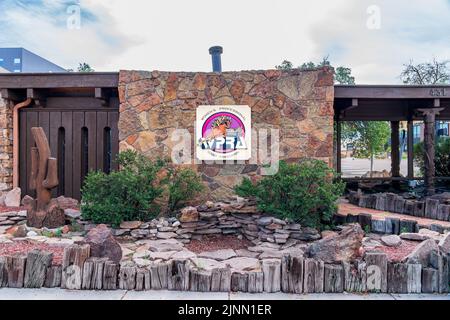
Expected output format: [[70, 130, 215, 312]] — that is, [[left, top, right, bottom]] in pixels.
[[14, 58, 21, 64], [413, 125, 421, 138], [13, 70, 20, 73], [437, 121, 449, 137], [0, 58, 3, 62]]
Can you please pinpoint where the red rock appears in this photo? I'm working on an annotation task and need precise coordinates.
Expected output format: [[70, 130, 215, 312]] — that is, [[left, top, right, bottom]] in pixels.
[[179, 206, 199, 223], [80, 224, 122, 264]]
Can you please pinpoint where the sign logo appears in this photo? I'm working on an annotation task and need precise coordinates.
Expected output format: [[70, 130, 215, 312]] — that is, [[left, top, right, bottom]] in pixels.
[[196, 105, 251, 161]]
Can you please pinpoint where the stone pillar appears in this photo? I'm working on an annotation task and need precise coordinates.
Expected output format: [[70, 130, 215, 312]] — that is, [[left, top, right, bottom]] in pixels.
[[418, 108, 444, 196], [390, 121, 400, 183], [0, 92, 14, 192]]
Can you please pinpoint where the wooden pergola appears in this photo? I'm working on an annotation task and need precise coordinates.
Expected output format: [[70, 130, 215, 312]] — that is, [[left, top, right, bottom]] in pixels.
[[334, 85, 450, 195]]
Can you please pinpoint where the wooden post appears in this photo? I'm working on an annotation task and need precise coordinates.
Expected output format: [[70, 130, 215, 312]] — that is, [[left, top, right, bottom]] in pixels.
[[5, 255, 27, 288], [391, 121, 400, 188], [168, 260, 190, 291], [407, 119, 414, 179], [262, 259, 281, 293], [61, 244, 90, 290], [231, 272, 248, 292], [211, 268, 231, 292], [365, 252, 388, 293], [24, 250, 53, 288], [417, 108, 444, 196], [44, 265, 62, 288], [336, 119, 342, 174], [0, 257, 8, 287], [118, 265, 136, 290], [303, 259, 324, 293], [281, 255, 304, 294], [102, 260, 118, 290]]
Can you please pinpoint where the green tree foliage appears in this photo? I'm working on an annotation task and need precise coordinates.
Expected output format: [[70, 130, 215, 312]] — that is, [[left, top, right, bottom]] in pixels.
[[77, 62, 95, 72], [235, 160, 345, 229], [275, 56, 355, 84], [400, 59, 450, 85], [414, 137, 450, 177], [81, 150, 204, 226], [342, 121, 391, 175], [167, 167, 205, 212]]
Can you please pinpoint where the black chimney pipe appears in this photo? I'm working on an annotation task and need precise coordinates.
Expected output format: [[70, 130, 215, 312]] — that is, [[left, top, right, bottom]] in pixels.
[[209, 46, 223, 72]]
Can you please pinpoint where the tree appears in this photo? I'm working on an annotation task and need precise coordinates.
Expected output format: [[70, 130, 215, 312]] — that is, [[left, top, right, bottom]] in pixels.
[[342, 121, 391, 176], [275, 60, 294, 71], [275, 56, 355, 84], [77, 62, 95, 72], [400, 58, 450, 85]]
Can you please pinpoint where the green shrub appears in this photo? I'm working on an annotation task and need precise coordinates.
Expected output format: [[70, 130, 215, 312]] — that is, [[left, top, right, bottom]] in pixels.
[[235, 159, 345, 229], [167, 167, 205, 212], [81, 150, 165, 227], [414, 137, 450, 177]]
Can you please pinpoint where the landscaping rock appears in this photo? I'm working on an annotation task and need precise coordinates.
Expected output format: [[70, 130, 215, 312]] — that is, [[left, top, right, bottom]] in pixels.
[[222, 257, 261, 272], [139, 239, 184, 252], [438, 232, 450, 255], [157, 232, 177, 239], [64, 209, 81, 219], [306, 223, 364, 263], [21, 195, 34, 207], [179, 207, 199, 222], [404, 239, 439, 267], [80, 224, 122, 264], [198, 249, 236, 261], [235, 249, 260, 258], [171, 250, 197, 260], [381, 235, 402, 247], [190, 257, 225, 271], [4, 188, 21, 207], [120, 221, 142, 230], [400, 233, 430, 241], [7, 225, 28, 238], [50, 196, 79, 210]]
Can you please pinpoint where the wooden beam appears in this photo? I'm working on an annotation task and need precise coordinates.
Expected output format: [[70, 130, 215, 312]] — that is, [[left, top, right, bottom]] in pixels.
[[27, 88, 47, 107], [407, 120, 414, 179], [95, 88, 109, 106], [335, 85, 450, 99], [0, 88, 25, 102], [0, 73, 119, 89]]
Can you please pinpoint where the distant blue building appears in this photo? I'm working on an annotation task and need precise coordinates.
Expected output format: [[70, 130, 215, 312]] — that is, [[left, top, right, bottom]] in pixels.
[[0, 48, 66, 73]]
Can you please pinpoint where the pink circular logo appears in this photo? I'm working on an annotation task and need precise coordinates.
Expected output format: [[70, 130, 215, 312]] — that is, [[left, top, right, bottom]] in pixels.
[[200, 112, 246, 154]]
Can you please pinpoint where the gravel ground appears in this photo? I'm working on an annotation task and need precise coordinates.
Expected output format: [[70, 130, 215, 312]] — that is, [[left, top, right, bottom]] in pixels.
[[185, 235, 253, 253], [0, 240, 68, 265]]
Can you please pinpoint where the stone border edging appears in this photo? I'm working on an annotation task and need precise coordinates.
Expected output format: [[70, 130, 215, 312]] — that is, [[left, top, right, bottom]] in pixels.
[[348, 191, 450, 223], [0, 244, 448, 294]]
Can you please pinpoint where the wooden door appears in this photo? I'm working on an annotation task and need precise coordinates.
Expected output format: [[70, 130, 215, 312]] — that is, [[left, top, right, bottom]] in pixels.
[[19, 106, 119, 200]]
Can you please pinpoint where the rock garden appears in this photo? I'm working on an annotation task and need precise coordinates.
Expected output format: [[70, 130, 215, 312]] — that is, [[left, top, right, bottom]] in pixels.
[[0, 153, 449, 294]]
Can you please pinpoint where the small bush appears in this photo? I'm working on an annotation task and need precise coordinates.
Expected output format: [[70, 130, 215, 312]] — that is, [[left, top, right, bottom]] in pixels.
[[414, 137, 450, 178], [235, 159, 345, 229], [81, 150, 165, 227], [167, 167, 205, 212]]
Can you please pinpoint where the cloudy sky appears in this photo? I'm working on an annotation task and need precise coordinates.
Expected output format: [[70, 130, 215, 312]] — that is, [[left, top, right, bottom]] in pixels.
[[0, 0, 449, 83]]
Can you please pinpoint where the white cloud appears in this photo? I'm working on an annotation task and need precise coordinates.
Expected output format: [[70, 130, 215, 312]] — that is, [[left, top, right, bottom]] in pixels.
[[0, 0, 448, 83]]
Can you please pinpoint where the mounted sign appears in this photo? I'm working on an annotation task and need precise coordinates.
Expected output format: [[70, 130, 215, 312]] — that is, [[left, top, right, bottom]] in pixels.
[[196, 105, 251, 161]]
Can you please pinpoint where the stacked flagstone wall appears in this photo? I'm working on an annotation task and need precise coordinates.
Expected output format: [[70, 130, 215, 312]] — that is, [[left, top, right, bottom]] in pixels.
[[118, 68, 335, 200], [0, 92, 13, 192]]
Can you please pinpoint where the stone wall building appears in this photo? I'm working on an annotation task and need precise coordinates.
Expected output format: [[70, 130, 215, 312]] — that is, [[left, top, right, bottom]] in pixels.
[[118, 68, 335, 199]]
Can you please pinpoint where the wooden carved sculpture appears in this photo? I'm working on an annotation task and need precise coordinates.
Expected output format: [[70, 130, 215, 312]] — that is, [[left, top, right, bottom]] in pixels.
[[27, 127, 65, 228]]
